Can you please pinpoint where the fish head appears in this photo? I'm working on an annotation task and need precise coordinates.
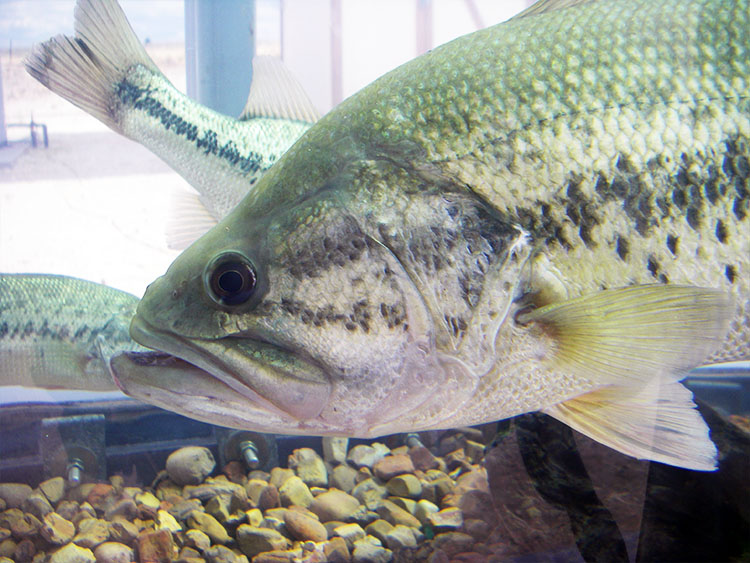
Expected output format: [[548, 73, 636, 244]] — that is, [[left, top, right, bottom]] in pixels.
[[123, 184, 468, 436]]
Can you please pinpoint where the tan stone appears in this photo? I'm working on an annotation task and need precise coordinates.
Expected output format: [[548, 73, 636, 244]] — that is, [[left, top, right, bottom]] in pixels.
[[93, 542, 133, 563], [309, 490, 360, 522], [165, 446, 215, 486], [373, 455, 415, 481], [49, 542, 95, 563], [0, 484, 32, 509], [136, 529, 175, 563], [278, 477, 313, 508], [187, 510, 229, 544], [375, 500, 421, 528], [40, 512, 75, 545], [284, 510, 327, 542], [385, 474, 422, 498], [235, 525, 288, 558]]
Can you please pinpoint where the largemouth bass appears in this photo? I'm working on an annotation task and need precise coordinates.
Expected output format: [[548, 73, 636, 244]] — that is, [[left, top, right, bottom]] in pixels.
[[117, 0, 747, 471], [25, 0, 317, 247], [0, 274, 142, 391]]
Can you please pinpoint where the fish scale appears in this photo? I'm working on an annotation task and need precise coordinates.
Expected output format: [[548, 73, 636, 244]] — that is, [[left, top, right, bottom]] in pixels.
[[114, 0, 748, 470], [258, 0, 748, 361]]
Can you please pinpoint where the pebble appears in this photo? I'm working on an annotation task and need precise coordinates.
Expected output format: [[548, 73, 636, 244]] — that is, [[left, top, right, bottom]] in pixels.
[[330, 464, 358, 494], [323, 536, 350, 561], [206, 494, 232, 522], [351, 478, 387, 509], [245, 479, 269, 505], [184, 529, 211, 552], [134, 491, 160, 511], [204, 544, 244, 563], [269, 467, 295, 489], [73, 518, 110, 549], [157, 509, 182, 533], [48, 542, 95, 563], [385, 474, 422, 498], [11, 512, 42, 539], [40, 512, 75, 545], [321, 437, 349, 465], [431, 532, 474, 557], [56, 500, 79, 521], [0, 484, 32, 509], [14, 538, 35, 561], [332, 523, 366, 550], [278, 477, 313, 508], [165, 446, 216, 486], [408, 446, 440, 471], [245, 508, 263, 527], [373, 455, 415, 481], [375, 500, 421, 528], [288, 448, 328, 488], [309, 490, 360, 522], [166, 498, 203, 521], [137, 529, 175, 563], [351, 541, 392, 563], [414, 499, 439, 524], [184, 479, 247, 504], [284, 510, 327, 542], [103, 498, 137, 521], [107, 518, 139, 544], [22, 491, 53, 519], [187, 510, 230, 544], [365, 519, 395, 544], [346, 443, 390, 469], [0, 539, 15, 558], [259, 484, 281, 511], [384, 524, 417, 549], [235, 525, 288, 558], [427, 507, 464, 532], [93, 542, 134, 563]]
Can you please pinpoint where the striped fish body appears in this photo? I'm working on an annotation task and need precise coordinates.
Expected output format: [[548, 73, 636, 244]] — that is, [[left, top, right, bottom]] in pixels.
[[0, 274, 142, 391]]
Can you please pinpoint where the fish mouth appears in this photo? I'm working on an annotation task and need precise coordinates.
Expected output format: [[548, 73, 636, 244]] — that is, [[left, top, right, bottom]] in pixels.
[[123, 314, 332, 424]]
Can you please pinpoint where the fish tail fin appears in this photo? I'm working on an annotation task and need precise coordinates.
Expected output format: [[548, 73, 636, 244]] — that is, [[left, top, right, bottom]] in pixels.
[[543, 381, 717, 471], [519, 284, 732, 470], [24, 0, 159, 132]]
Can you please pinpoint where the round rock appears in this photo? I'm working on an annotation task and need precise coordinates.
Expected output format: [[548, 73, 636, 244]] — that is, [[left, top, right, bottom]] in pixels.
[[93, 542, 133, 563], [0, 484, 32, 509], [373, 454, 415, 481], [40, 512, 75, 545], [49, 542, 95, 563], [309, 490, 361, 522], [165, 446, 216, 486], [284, 510, 328, 542], [236, 525, 288, 558]]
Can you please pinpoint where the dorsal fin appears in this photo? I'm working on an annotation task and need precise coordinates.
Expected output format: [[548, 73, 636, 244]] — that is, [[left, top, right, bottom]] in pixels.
[[240, 56, 319, 123], [511, 0, 597, 20]]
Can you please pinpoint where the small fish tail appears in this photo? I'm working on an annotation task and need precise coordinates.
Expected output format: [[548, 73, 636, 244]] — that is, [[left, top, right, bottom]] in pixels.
[[24, 0, 159, 133]]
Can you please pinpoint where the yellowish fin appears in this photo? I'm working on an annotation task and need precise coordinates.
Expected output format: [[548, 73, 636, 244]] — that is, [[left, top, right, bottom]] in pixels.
[[517, 285, 733, 386], [517, 284, 732, 470], [543, 382, 717, 471]]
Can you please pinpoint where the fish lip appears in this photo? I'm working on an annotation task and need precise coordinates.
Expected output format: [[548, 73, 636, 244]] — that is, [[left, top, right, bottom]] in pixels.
[[128, 314, 331, 421]]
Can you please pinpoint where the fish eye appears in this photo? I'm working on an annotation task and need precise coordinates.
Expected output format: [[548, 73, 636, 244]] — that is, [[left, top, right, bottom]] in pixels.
[[204, 252, 258, 307]]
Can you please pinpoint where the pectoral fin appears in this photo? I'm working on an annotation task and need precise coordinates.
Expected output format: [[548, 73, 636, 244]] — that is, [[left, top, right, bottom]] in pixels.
[[543, 381, 717, 471], [517, 285, 732, 386], [517, 284, 732, 471]]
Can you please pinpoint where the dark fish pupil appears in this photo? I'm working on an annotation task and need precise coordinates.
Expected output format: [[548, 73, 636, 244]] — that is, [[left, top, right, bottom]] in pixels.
[[218, 270, 244, 294], [206, 254, 258, 306]]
